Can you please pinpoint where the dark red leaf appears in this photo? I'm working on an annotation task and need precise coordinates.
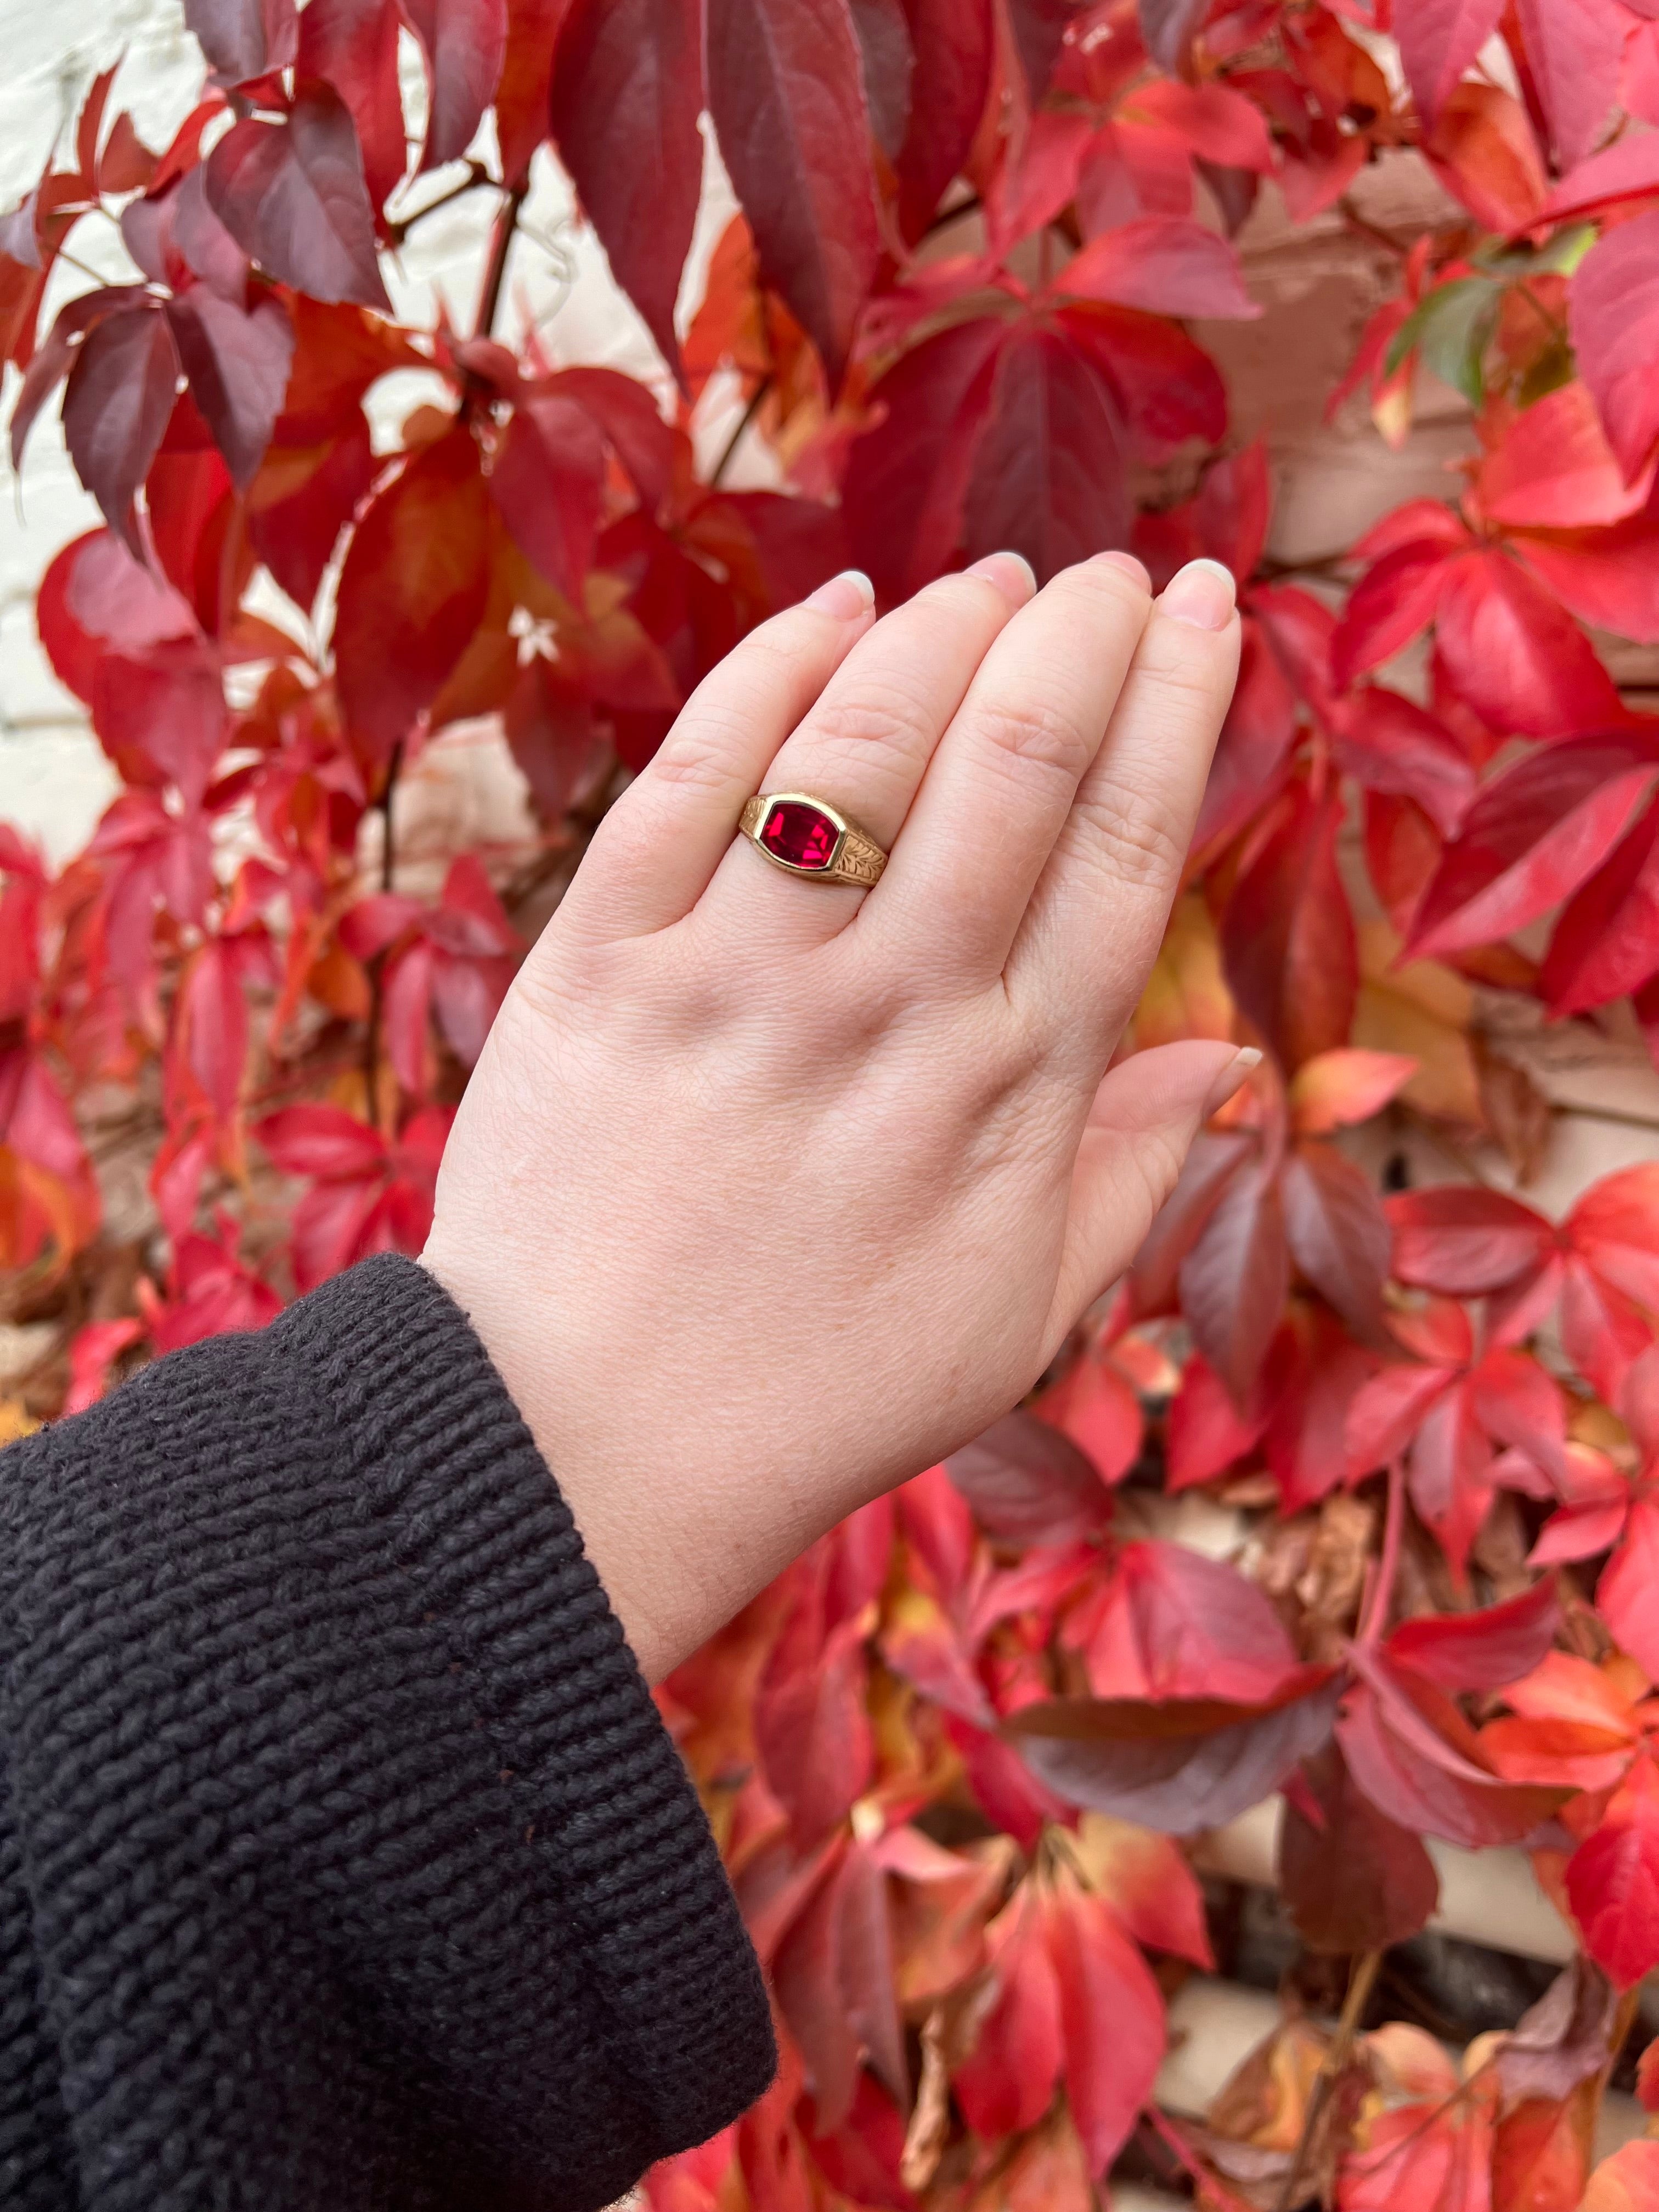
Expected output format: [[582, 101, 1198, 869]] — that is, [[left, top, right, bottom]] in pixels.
[[488, 394, 605, 601], [705, 0, 880, 387], [944, 1409, 1114, 1545], [1386, 1183, 1555, 1296], [1223, 782, 1356, 1071], [1339, 1650, 1564, 1848], [843, 315, 1003, 602], [891, 0, 993, 240], [249, 413, 377, 613], [549, 0, 703, 374], [1409, 740, 1656, 961], [849, 0, 915, 160], [402, 0, 507, 169], [1278, 1742, 1440, 1954], [205, 81, 391, 311], [185, 0, 298, 87], [296, 0, 407, 212], [1057, 301, 1227, 460], [1542, 800, 1659, 1015], [1070, 1538, 1303, 1704], [9, 286, 154, 480], [495, 0, 571, 185], [755, 1610, 874, 1849], [1006, 1671, 1341, 1832], [1333, 688, 1475, 837], [1178, 1151, 1289, 1407], [166, 291, 294, 490], [62, 306, 182, 556], [959, 319, 1131, 582], [1387, 1577, 1561, 1692], [1281, 1143, 1390, 1341], [332, 426, 492, 763]]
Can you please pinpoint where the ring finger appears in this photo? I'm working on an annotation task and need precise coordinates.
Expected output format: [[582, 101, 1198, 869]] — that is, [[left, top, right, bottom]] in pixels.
[[698, 552, 1037, 941]]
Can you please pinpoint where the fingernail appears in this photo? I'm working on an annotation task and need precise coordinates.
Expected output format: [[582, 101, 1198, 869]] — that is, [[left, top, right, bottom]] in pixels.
[[1160, 557, 1237, 630], [804, 569, 876, 619], [1090, 548, 1152, 591], [1203, 1045, 1262, 1118], [964, 550, 1038, 604]]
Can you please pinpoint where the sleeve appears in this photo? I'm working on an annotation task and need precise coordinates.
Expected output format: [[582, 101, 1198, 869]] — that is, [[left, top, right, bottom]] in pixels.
[[0, 1252, 774, 2212]]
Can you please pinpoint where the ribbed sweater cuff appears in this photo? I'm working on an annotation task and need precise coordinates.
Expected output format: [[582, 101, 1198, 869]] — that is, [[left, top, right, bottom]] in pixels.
[[272, 1252, 775, 2153]]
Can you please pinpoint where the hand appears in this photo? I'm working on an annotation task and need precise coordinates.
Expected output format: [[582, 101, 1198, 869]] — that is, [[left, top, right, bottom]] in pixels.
[[422, 550, 1248, 1682]]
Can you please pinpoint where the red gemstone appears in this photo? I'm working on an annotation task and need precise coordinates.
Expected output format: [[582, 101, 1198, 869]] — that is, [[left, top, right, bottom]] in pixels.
[[759, 799, 839, 871]]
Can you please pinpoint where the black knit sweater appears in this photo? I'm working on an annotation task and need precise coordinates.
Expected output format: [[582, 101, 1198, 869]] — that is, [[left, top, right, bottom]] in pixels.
[[0, 1254, 775, 2210]]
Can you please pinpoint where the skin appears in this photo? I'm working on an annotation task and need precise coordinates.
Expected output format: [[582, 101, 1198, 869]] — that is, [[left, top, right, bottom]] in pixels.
[[422, 548, 1248, 1684]]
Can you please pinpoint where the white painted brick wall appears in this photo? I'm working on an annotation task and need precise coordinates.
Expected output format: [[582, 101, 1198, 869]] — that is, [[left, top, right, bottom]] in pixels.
[[0, 0, 742, 862]]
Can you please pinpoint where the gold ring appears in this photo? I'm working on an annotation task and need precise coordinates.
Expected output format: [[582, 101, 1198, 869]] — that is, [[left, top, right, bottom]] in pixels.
[[738, 792, 888, 887]]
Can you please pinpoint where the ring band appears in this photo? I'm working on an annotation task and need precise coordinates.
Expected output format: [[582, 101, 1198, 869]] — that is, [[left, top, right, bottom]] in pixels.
[[738, 792, 888, 887]]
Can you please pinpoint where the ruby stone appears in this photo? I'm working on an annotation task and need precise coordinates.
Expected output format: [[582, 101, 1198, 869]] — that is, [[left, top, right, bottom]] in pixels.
[[759, 799, 839, 871]]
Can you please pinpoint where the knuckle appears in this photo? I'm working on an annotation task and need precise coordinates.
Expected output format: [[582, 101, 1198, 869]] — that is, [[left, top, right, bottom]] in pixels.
[[644, 722, 745, 795], [802, 678, 939, 780], [971, 692, 1094, 786], [1072, 776, 1186, 893], [1056, 560, 1151, 622]]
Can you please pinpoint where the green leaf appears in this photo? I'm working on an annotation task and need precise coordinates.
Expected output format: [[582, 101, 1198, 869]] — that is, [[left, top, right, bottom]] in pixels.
[[1385, 276, 1501, 406]]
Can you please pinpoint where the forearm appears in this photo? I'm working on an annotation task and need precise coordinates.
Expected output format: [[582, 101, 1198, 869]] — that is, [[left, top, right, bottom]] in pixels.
[[0, 1255, 771, 2212]]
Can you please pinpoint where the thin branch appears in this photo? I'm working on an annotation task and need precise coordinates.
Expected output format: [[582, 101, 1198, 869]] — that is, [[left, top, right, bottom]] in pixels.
[[362, 741, 403, 1122], [1273, 1950, 1383, 2212], [474, 182, 529, 343], [387, 160, 495, 247], [1338, 197, 1412, 259], [712, 376, 772, 486], [921, 191, 982, 240]]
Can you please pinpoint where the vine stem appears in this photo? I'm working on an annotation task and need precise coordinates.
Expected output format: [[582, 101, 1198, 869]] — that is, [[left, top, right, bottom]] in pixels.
[[1273, 1949, 1383, 2212], [362, 741, 403, 1126], [387, 160, 494, 247], [1358, 1458, 1407, 1647], [713, 376, 772, 486], [474, 183, 529, 342]]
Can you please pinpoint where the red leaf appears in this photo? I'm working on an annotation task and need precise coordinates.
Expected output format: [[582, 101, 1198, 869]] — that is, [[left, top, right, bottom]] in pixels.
[[1279, 1742, 1440, 1953], [1474, 382, 1654, 532], [770, 1848, 862, 2132], [549, 0, 702, 374], [1387, 1577, 1561, 1692], [1540, 132, 1659, 226], [1425, 81, 1547, 232], [1566, 1754, 1659, 1987], [92, 640, 228, 804], [1598, 1496, 1659, 1680], [1223, 783, 1356, 1070], [1409, 741, 1656, 961], [62, 306, 181, 556], [1345, 1359, 1458, 1477], [179, 937, 252, 1124], [296, 0, 407, 211], [1137, 0, 1209, 72], [256, 1101, 387, 1178], [1192, 619, 1299, 850], [495, 0, 571, 184], [849, 0, 915, 163], [704, 0, 880, 386], [1387, 1184, 1554, 1295], [1048, 1879, 1164, 2177], [185, 0, 299, 87], [891, 0, 993, 240], [842, 315, 1005, 601], [1054, 298, 1227, 460], [1339, 1651, 1562, 1847], [166, 291, 294, 490], [1282, 1143, 1390, 1341], [332, 426, 492, 763], [1330, 536, 1457, 689], [1541, 799, 1659, 1014], [402, 0, 506, 168], [249, 414, 377, 613], [1334, 689, 1475, 837], [754, 1610, 874, 1850], [1512, 0, 1624, 169], [1394, 0, 1503, 128], [205, 81, 391, 311], [1007, 1672, 1342, 1833], [488, 395, 605, 600], [1005, 0, 1078, 101], [958, 319, 1130, 582], [1060, 216, 1259, 320], [1178, 1146, 1290, 1404], [1031, 1352, 1143, 1485], [1434, 548, 1624, 739], [1125, 80, 1275, 173], [1289, 1048, 1419, 1135], [1515, 512, 1659, 647], [944, 1409, 1114, 1544], [1070, 1538, 1304, 1704], [1166, 1351, 1268, 1491], [1568, 1164, 1659, 1310], [953, 1884, 1063, 2140]]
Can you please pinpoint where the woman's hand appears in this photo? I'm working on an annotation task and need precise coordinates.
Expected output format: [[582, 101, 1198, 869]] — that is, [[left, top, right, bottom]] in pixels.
[[422, 550, 1248, 1681]]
